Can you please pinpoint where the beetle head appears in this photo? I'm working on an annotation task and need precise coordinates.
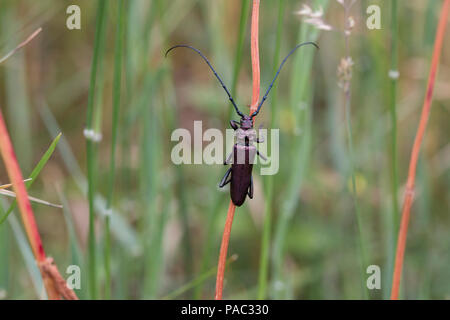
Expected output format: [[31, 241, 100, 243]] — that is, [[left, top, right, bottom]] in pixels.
[[240, 115, 253, 130]]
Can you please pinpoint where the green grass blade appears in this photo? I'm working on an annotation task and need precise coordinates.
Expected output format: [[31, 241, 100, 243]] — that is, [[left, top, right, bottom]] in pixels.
[[86, 0, 108, 300], [3, 206, 46, 300], [344, 83, 369, 299], [257, 0, 286, 300], [0, 133, 61, 225], [0, 213, 9, 297], [145, 189, 171, 298], [385, 0, 399, 298], [228, 0, 251, 119], [57, 190, 86, 299], [104, 0, 125, 299], [139, 71, 163, 297]]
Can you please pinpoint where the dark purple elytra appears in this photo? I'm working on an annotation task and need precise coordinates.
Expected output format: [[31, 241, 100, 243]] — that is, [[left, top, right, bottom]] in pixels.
[[165, 42, 318, 206], [220, 116, 264, 206]]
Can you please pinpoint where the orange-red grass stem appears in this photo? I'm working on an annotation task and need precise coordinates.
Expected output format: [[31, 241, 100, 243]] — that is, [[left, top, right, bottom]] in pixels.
[[0, 111, 46, 262], [215, 0, 260, 300], [390, 0, 450, 300], [250, 0, 260, 113], [215, 201, 236, 300], [0, 109, 60, 299]]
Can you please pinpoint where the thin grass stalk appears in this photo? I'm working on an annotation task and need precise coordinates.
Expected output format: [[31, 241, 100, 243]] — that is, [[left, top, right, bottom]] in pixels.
[[386, 0, 399, 297], [344, 87, 368, 298], [390, 0, 450, 300], [215, 0, 260, 300], [121, 0, 148, 199], [228, 0, 251, 119], [120, 0, 138, 191], [85, 0, 107, 299], [4, 211, 46, 299], [0, 224, 7, 297], [0, 204, 7, 291], [104, 0, 125, 300], [340, 0, 368, 298], [146, 187, 170, 298], [257, 0, 285, 300], [231, 0, 251, 96], [0, 208, 9, 297], [0, 27, 41, 64], [92, 72, 105, 141], [0, 109, 58, 299], [57, 190, 85, 299], [215, 201, 236, 300], [140, 70, 164, 297], [249, 0, 260, 113], [389, 0, 400, 246]]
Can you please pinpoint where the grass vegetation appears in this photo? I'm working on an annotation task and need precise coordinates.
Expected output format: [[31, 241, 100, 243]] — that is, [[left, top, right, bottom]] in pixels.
[[0, 0, 449, 300]]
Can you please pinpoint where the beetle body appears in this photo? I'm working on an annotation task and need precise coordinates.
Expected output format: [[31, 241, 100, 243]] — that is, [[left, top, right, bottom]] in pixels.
[[230, 142, 256, 206], [166, 42, 318, 206], [219, 116, 264, 206]]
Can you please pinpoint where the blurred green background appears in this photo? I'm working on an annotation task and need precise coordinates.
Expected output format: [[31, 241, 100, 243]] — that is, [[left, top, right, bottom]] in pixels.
[[0, 0, 449, 299]]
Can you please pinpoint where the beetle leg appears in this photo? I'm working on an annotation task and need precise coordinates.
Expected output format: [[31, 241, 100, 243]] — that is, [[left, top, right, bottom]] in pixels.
[[219, 167, 232, 188], [224, 151, 233, 165], [248, 175, 253, 199], [230, 120, 239, 130], [257, 150, 267, 161]]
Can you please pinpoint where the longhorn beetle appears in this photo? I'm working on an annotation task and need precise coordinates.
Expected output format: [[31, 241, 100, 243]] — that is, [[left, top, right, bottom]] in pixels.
[[166, 42, 318, 206]]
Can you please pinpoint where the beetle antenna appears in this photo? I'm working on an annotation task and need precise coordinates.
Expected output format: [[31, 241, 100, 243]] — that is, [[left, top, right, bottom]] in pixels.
[[251, 41, 319, 118], [165, 45, 244, 117]]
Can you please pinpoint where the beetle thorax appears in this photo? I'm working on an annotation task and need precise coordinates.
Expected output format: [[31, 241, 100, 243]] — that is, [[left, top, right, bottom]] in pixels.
[[236, 127, 256, 145]]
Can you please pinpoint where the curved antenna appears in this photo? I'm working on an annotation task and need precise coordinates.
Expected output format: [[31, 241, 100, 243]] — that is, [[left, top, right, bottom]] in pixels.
[[165, 45, 244, 117], [251, 41, 319, 118]]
